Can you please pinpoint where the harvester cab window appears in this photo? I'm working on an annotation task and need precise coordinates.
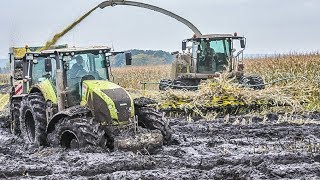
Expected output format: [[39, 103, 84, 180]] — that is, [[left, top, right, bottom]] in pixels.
[[198, 39, 217, 73], [210, 40, 230, 54], [192, 42, 199, 65], [197, 39, 231, 73]]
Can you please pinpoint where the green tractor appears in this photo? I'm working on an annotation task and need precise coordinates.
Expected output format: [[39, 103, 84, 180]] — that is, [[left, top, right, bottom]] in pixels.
[[159, 33, 265, 90], [9, 46, 170, 150]]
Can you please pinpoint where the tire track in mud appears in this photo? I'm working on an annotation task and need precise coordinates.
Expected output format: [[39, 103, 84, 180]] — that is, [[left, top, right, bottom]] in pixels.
[[0, 114, 320, 179]]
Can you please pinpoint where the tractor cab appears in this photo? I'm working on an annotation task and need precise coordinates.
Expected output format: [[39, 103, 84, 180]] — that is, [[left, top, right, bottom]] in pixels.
[[38, 47, 132, 107], [182, 33, 246, 74]]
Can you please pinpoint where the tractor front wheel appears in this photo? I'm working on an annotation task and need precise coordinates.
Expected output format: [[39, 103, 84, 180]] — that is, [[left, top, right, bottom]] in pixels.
[[136, 107, 172, 144], [47, 117, 105, 149], [19, 92, 47, 146]]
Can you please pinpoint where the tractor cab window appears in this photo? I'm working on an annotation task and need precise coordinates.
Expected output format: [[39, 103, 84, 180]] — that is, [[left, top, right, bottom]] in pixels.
[[66, 52, 108, 106], [67, 53, 107, 81], [31, 57, 56, 85], [197, 39, 231, 73]]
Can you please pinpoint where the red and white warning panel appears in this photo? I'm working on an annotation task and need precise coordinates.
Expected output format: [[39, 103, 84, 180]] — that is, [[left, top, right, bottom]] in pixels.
[[14, 81, 23, 95]]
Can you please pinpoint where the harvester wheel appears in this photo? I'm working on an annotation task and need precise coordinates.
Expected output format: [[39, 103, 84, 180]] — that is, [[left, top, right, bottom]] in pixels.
[[19, 92, 47, 146], [10, 98, 21, 135], [47, 117, 105, 148], [159, 79, 172, 90], [173, 79, 198, 91], [240, 75, 265, 90]]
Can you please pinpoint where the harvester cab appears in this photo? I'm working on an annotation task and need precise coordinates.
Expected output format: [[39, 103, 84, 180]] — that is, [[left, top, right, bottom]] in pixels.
[[160, 33, 264, 90], [9, 46, 166, 151], [181, 33, 246, 75]]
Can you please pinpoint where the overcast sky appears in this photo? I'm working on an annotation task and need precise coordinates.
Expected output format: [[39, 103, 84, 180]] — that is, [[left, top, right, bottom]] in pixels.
[[0, 0, 319, 58]]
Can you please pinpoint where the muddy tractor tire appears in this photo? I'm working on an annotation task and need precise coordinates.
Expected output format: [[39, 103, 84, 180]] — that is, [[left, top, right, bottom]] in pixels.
[[159, 79, 172, 91], [47, 117, 105, 149], [136, 107, 172, 143], [19, 92, 47, 146], [239, 75, 265, 90], [10, 98, 21, 135], [134, 97, 172, 143]]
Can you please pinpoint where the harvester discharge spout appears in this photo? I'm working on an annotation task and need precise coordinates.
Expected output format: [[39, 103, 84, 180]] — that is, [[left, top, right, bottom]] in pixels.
[[98, 0, 202, 37]]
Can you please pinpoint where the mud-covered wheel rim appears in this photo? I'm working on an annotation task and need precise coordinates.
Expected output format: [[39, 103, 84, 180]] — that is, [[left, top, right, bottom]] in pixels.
[[60, 130, 80, 149], [25, 110, 35, 143]]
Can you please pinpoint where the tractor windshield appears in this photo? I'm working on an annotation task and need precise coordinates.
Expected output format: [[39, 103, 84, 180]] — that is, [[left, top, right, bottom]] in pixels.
[[66, 52, 108, 106], [197, 39, 231, 73]]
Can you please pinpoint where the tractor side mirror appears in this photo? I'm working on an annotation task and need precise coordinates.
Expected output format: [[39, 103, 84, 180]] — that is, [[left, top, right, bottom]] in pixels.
[[45, 58, 52, 72], [14, 60, 23, 69], [125, 52, 132, 65], [103, 59, 110, 67], [240, 39, 246, 49], [182, 41, 187, 51]]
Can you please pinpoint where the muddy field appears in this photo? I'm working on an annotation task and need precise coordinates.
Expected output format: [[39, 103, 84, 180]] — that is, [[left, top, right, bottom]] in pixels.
[[0, 113, 319, 179]]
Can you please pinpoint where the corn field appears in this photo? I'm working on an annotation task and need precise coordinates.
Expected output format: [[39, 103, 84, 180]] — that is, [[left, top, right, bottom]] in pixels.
[[0, 74, 10, 85], [112, 64, 171, 90], [112, 53, 320, 113]]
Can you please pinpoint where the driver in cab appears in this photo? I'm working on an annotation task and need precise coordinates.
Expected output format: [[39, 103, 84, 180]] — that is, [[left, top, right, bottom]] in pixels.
[[203, 41, 216, 71], [70, 56, 87, 77]]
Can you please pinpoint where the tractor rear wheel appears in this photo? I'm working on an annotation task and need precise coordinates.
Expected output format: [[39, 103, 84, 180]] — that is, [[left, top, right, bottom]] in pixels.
[[10, 98, 21, 135], [19, 92, 47, 146], [47, 117, 105, 148]]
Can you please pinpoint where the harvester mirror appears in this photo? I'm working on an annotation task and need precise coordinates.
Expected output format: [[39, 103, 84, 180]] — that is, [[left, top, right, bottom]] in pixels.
[[45, 58, 52, 72], [240, 39, 246, 49], [125, 52, 132, 65], [182, 41, 187, 51]]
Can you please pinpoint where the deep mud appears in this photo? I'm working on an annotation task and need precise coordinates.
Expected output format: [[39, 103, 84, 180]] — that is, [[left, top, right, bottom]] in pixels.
[[0, 114, 320, 179]]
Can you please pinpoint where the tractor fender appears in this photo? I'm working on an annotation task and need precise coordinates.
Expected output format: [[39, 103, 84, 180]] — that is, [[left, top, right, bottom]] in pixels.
[[30, 79, 57, 104], [46, 105, 92, 134]]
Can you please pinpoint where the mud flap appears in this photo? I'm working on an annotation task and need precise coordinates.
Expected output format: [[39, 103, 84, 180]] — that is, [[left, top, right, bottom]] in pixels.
[[113, 129, 163, 153]]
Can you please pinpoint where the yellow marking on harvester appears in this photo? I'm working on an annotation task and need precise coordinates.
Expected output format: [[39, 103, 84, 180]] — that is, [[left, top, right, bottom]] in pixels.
[[0, 94, 9, 111]]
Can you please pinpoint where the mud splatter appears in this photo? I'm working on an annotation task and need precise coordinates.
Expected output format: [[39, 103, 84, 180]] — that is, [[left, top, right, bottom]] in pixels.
[[39, 5, 99, 51], [0, 114, 320, 179]]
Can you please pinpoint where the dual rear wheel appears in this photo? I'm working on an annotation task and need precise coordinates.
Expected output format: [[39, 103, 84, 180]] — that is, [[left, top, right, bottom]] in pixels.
[[16, 92, 105, 149]]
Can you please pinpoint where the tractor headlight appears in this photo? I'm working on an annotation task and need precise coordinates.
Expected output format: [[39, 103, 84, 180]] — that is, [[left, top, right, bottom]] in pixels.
[[108, 105, 113, 109], [128, 107, 132, 112]]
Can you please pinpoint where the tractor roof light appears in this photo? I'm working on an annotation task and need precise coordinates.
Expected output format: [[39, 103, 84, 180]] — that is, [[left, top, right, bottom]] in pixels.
[[26, 54, 34, 60]]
